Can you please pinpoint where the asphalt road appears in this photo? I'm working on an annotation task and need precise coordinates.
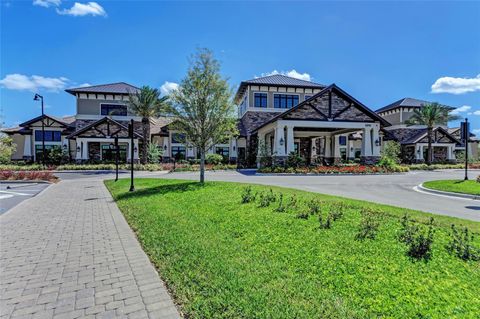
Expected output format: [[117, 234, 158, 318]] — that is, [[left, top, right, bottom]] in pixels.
[[0, 182, 51, 215], [54, 169, 480, 222]]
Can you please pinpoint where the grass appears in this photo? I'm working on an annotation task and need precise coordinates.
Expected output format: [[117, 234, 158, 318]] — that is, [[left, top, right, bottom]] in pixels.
[[106, 178, 480, 319], [423, 179, 480, 196]]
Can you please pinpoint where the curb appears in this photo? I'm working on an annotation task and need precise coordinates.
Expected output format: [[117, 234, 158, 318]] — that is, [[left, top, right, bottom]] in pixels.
[[1, 180, 51, 184], [416, 183, 480, 200]]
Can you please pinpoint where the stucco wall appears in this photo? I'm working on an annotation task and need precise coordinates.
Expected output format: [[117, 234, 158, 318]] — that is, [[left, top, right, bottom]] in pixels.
[[10, 134, 26, 160], [77, 98, 133, 116]]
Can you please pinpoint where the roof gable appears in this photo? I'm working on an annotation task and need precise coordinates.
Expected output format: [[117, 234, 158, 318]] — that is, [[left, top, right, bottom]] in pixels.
[[376, 97, 454, 113], [19, 114, 72, 128], [254, 84, 390, 132], [65, 82, 140, 95], [67, 117, 142, 139]]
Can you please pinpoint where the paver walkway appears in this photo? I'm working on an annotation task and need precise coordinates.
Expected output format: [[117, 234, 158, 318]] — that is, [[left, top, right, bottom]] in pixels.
[[0, 179, 181, 319]]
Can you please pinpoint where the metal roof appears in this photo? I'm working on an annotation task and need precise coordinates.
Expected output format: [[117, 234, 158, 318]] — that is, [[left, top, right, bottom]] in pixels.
[[376, 97, 453, 113], [234, 74, 326, 103], [65, 82, 140, 95]]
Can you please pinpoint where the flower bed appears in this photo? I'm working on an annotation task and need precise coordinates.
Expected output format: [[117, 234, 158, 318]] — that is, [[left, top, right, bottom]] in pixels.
[[0, 170, 57, 182], [258, 165, 409, 174]]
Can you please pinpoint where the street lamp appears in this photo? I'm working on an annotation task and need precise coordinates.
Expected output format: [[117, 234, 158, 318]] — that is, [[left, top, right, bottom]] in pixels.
[[33, 94, 45, 166]]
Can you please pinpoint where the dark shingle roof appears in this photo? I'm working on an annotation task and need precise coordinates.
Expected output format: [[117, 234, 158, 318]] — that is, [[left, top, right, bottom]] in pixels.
[[376, 98, 454, 113], [65, 82, 140, 95], [234, 74, 326, 103], [244, 74, 325, 88]]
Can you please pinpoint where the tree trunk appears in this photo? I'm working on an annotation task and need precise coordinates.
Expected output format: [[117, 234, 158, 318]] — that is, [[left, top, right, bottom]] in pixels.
[[141, 117, 150, 164], [427, 127, 433, 166], [200, 149, 205, 183]]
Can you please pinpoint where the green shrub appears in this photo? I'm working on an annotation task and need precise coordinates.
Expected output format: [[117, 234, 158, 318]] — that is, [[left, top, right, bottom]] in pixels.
[[329, 203, 345, 221], [318, 213, 332, 229], [355, 209, 380, 240], [257, 189, 276, 207], [0, 135, 16, 164], [205, 153, 224, 165], [273, 193, 286, 213], [241, 186, 256, 204], [147, 143, 163, 164], [286, 151, 305, 168], [379, 141, 401, 167], [446, 225, 480, 261], [399, 215, 435, 261], [307, 199, 322, 215]]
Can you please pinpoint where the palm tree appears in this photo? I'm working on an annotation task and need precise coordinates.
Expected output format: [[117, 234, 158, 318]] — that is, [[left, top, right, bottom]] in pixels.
[[405, 102, 460, 165], [128, 86, 169, 164]]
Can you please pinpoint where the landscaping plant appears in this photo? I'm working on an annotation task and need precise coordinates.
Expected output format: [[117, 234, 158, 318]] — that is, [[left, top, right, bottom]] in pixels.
[[446, 225, 480, 261], [399, 214, 435, 261], [355, 209, 380, 240], [240, 186, 256, 204]]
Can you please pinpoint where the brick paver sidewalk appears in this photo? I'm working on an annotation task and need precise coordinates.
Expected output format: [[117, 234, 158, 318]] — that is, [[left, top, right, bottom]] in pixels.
[[0, 179, 181, 319]]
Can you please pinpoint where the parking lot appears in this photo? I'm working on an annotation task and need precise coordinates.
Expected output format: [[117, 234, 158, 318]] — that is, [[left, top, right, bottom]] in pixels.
[[0, 182, 50, 215]]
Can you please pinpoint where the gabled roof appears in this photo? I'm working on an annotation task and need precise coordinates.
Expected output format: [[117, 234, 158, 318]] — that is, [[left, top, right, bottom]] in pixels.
[[67, 117, 142, 139], [376, 98, 453, 113], [65, 82, 140, 95], [234, 74, 326, 103], [387, 127, 460, 145], [253, 84, 390, 132], [19, 114, 74, 128]]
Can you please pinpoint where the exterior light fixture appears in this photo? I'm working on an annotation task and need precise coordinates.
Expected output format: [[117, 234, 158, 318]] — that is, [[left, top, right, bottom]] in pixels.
[[279, 137, 284, 146], [76, 146, 81, 152], [350, 147, 354, 152], [233, 146, 236, 151], [164, 145, 168, 150], [62, 144, 68, 150], [375, 139, 381, 147], [134, 146, 138, 152], [109, 143, 115, 150]]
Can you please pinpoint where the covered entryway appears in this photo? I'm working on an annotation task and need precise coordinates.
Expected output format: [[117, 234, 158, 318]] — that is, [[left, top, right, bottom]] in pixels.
[[254, 84, 389, 166]]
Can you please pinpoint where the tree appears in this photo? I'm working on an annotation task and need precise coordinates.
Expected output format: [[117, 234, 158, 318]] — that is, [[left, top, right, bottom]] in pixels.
[[405, 103, 460, 165], [128, 86, 169, 164], [0, 134, 16, 164], [168, 48, 238, 183]]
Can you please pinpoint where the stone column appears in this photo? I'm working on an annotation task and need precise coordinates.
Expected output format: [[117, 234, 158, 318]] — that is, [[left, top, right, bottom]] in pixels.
[[361, 127, 376, 164], [286, 125, 295, 155], [23, 134, 32, 158]]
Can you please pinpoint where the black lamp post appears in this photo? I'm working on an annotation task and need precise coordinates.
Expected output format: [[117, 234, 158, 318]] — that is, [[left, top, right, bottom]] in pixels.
[[129, 119, 135, 192], [463, 118, 469, 181], [33, 94, 45, 166]]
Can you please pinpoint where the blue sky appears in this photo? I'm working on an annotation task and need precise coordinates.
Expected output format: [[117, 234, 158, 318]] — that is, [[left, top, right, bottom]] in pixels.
[[1, 1, 480, 134]]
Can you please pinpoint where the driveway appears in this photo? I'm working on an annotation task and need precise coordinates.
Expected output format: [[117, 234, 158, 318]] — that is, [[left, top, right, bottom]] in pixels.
[[144, 169, 480, 222], [0, 182, 50, 215]]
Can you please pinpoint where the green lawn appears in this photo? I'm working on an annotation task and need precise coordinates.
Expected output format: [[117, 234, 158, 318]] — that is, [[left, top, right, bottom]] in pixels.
[[423, 179, 480, 196], [106, 178, 480, 319]]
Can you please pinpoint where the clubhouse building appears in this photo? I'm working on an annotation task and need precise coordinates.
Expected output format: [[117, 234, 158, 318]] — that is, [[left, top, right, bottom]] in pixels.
[[2, 75, 477, 166]]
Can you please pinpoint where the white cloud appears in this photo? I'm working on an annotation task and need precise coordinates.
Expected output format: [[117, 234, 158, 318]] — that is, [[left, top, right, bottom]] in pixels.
[[78, 83, 92, 87], [261, 69, 312, 81], [472, 110, 480, 116], [431, 74, 480, 94], [451, 105, 471, 115], [33, 0, 61, 7], [56, 2, 106, 17], [472, 128, 480, 136], [160, 81, 179, 96], [0, 74, 69, 92]]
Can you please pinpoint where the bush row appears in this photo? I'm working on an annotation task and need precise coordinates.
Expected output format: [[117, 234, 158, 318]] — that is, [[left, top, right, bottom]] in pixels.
[[0, 170, 57, 181], [240, 186, 480, 262], [258, 164, 409, 174]]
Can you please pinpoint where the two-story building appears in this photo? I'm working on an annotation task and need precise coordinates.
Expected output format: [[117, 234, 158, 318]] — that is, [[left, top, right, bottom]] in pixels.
[[2, 76, 478, 165]]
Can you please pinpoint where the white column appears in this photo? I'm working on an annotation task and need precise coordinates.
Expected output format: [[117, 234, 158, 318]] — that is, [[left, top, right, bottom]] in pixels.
[[81, 140, 89, 160], [257, 132, 266, 157], [333, 135, 341, 158], [75, 139, 82, 160], [310, 138, 317, 160], [372, 126, 380, 157], [447, 145, 455, 160], [230, 138, 237, 158], [23, 134, 32, 157], [127, 141, 131, 161], [348, 140, 355, 159], [361, 128, 372, 157], [275, 125, 286, 156], [133, 139, 139, 160], [324, 136, 332, 157], [162, 137, 169, 157], [416, 144, 424, 161], [286, 125, 295, 155]]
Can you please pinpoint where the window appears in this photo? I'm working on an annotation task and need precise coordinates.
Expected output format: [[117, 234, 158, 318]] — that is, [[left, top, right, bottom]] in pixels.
[[274, 94, 299, 109], [215, 146, 229, 159], [254, 93, 268, 108], [171, 133, 186, 144], [101, 144, 127, 162], [101, 104, 127, 116], [171, 146, 186, 160], [35, 145, 60, 161], [304, 95, 313, 100], [35, 130, 61, 142], [339, 136, 347, 146]]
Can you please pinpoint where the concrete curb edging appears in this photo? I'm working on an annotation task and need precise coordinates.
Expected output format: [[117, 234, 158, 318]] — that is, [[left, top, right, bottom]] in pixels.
[[416, 183, 480, 200]]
